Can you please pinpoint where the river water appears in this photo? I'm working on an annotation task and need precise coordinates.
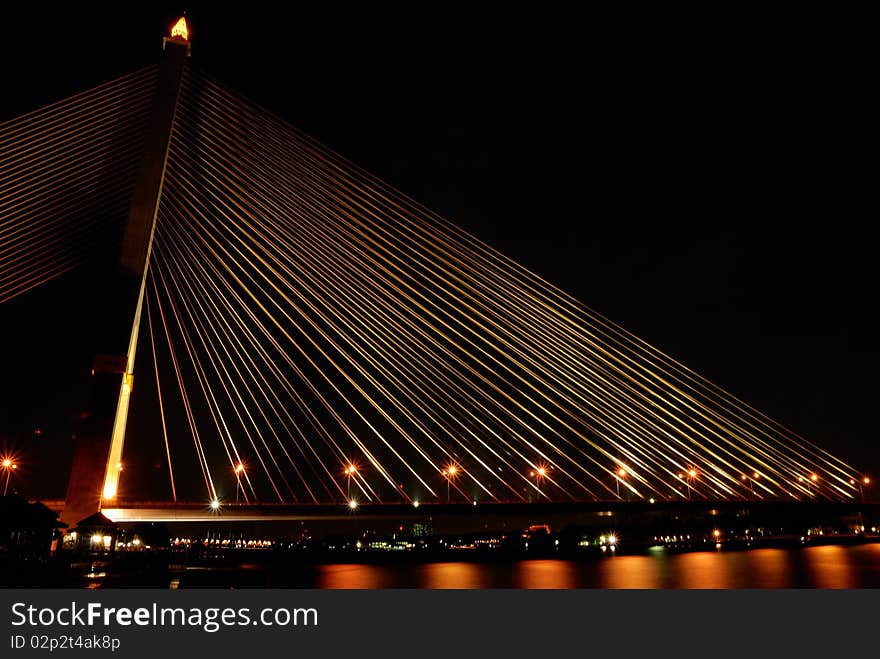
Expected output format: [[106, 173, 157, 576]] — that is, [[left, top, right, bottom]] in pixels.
[[164, 543, 880, 588]]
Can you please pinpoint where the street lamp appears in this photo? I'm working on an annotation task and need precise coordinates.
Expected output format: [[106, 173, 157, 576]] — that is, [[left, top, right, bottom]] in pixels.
[[686, 468, 697, 500], [443, 465, 458, 503], [2, 458, 17, 496], [798, 475, 812, 497], [529, 466, 548, 500], [801, 473, 818, 497], [344, 464, 358, 500], [616, 466, 627, 499], [234, 463, 245, 504]]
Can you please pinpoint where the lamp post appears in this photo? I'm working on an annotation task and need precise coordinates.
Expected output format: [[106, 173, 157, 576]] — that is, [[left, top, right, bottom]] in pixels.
[[800, 473, 818, 497], [444, 465, 458, 503], [529, 466, 548, 500], [686, 468, 697, 500], [853, 476, 871, 502], [344, 464, 357, 500], [616, 467, 627, 499], [2, 459, 17, 496], [234, 463, 245, 504]]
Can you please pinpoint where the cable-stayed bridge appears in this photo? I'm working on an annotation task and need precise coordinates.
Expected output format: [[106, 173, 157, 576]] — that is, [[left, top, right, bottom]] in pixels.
[[0, 20, 869, 526]]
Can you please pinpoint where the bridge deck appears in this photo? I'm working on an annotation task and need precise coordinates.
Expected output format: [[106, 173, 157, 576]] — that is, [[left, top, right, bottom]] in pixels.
[[97, 499, 878, 523]]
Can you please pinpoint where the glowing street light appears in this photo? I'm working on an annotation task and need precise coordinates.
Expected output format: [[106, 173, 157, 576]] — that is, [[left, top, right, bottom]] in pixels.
[[233, 463, 245, 504], [443, 464, 458, 503], [858, 476, 871, 501], [615, 466, 627, 499], [348, 499, 358, 510], [800, 473, 818, 497], [797, 475, 811, 497], [344, 463, 358, 500], [529, 465, 549, 499], [210, 499, 220, 511], [741, 472, 760, 498], [685, 468, 697, 499], [2, 458, 17, 496]]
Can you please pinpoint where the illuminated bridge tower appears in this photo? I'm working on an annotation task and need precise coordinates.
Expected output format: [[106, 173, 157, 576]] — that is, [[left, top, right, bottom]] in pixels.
[[61, 19, 191, 525]]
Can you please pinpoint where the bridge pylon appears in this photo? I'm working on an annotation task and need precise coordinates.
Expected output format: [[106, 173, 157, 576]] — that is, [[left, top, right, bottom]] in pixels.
[[61, 21, 190, 526]]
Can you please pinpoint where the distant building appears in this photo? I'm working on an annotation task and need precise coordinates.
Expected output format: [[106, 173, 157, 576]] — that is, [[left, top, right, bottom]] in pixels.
[[0, 495, 66, 560], [63, 512, 118, 553], [411, 522, 433, 537]]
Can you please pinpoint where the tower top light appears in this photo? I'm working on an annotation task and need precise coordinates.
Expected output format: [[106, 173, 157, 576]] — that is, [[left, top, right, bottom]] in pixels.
[[170, 17, 189, 41]]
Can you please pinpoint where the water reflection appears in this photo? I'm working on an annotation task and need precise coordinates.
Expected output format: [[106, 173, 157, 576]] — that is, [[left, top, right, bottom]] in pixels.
[[420, 562, 488, 589], [514, 560, 577, 589], [600, 555, 663, 589], [803, 545, 856, 589], [672, 550, 734, 589], [849, 544, 880, 584], [84, 543, 876, 589], [317, 563, 386, 589], [744, 549, 792, 588]]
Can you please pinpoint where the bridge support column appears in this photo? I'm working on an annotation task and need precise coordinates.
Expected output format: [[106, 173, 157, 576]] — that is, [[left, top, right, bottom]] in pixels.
[[61, 28, 190, 526]]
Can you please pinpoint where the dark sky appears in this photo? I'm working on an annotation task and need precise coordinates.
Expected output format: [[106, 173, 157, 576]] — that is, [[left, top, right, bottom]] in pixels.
[[1, 4, 877, 496]]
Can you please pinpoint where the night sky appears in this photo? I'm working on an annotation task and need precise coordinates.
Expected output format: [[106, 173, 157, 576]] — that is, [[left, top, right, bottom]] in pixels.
[[1, 4, 877, 497]]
